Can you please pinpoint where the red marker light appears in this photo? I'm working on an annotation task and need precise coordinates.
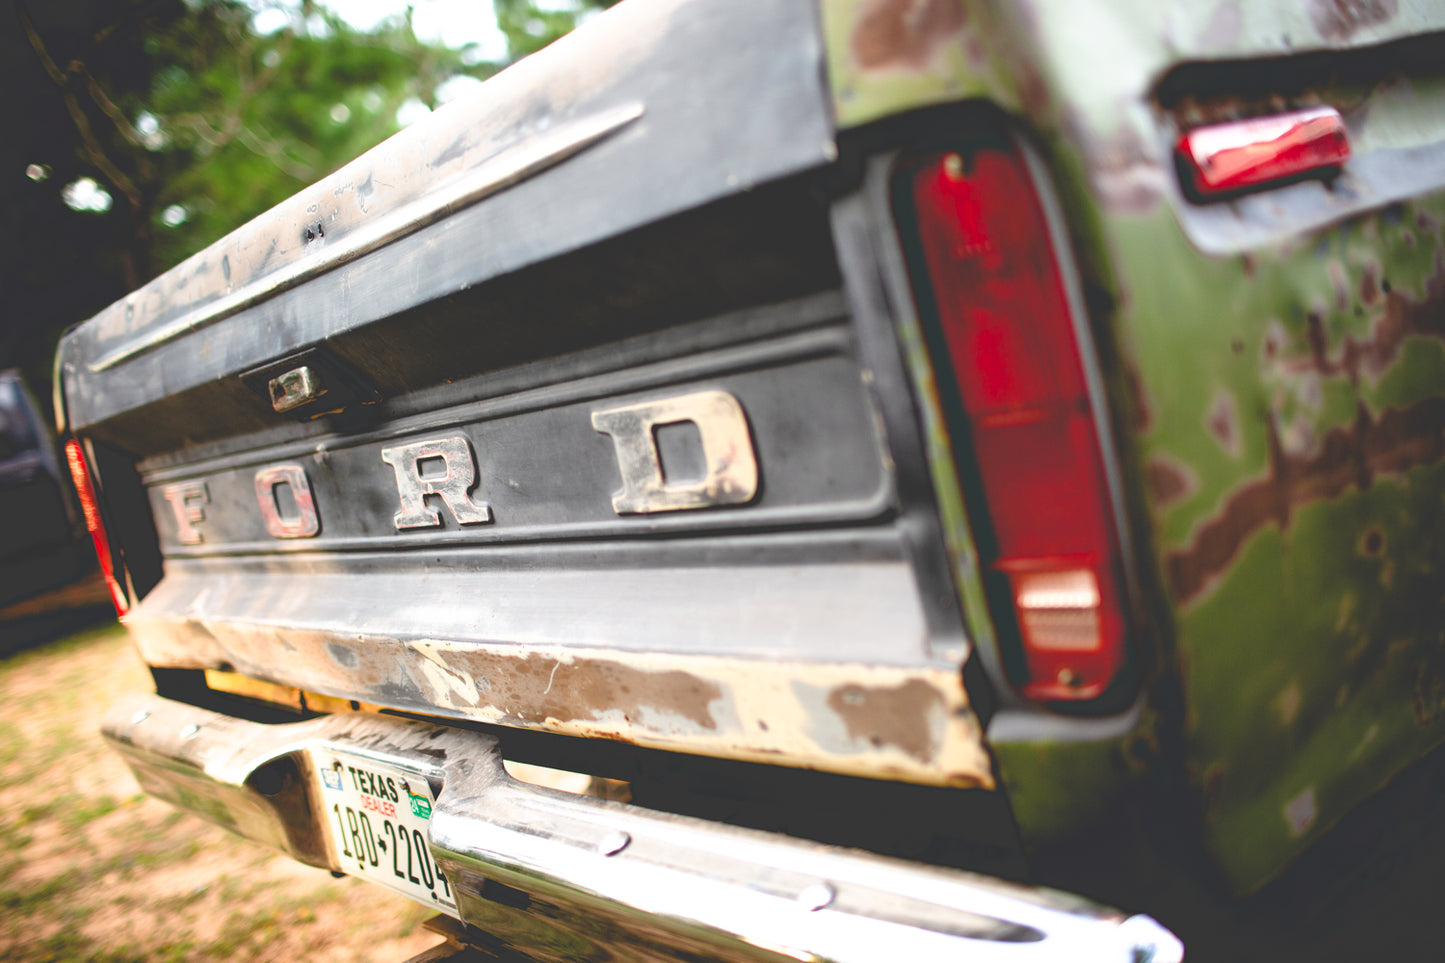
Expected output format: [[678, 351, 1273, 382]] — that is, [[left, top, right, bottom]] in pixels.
[[64, 439, 128, 614], [1177, 105, 1350, 197]]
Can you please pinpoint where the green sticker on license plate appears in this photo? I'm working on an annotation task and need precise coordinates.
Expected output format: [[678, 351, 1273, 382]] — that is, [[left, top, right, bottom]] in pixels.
[[313, 748, 457, 919]]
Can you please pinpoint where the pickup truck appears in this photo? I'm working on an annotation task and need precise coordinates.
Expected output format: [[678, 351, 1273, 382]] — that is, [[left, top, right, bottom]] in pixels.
[[54, 0, 1445, 959]]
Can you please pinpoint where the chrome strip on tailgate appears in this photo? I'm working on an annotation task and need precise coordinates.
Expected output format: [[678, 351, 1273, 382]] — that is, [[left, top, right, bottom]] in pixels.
[[104, 693, 1180, 963]]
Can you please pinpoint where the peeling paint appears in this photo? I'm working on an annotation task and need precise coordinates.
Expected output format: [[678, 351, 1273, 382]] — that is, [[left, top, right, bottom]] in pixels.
[[1112, 183, 1445, 892], [821, 0, 1022, 128], [1167, 395, 1445, 605], [1206, 392, 1243, 458], [79, 0, 677, 357], [1273, 683, 1302, 726], [122, 614, 994, 790], [1309, 0, 1399, 42], [825, 679, 944, 762], [1282, 786, 1317, 838], [820, 0, 1445, 891], [850, 0, 967, 71], [1070, 116, 1168, 214], [411, 640, 483, 708], [1143, 455, 1197, 509]]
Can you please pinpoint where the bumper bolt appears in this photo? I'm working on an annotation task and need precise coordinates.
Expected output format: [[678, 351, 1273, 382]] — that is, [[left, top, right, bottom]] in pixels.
[[597, 830, 631, 856], [798, 882, 834, 911]]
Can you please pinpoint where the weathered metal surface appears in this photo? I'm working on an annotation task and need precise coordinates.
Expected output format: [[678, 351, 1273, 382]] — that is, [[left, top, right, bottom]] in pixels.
[[59, 0, 838, 434], [823, 0, 1445, 891], [123, 610, 994, 788], [60, 0, 1445, 901], [105, 692, 1182, 963], [821, 0, 1025, 128], [1117, 195, 1445, 890], [995, 3, 1445, 891], [74, 166, 996, 790], [106, 271, 985, 791], [823, 0, 1445, 132], [138, 340, 885, 554], [591, 390, 760, 514], [88, 103, 645, 373]]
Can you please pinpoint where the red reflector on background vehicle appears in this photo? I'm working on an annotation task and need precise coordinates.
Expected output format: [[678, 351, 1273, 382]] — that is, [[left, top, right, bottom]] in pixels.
[[898, 142, 1128, 702], [1176, 105, 1350, 197], [64, 439, 128, 614]]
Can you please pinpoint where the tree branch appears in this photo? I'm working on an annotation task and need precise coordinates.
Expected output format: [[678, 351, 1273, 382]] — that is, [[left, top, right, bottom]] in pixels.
[[16, 3, 143, 215], [75, 63, 145, 149]]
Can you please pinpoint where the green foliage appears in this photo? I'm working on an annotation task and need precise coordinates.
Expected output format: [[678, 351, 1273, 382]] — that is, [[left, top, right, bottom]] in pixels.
[[0, 0, 504, 416], [494, 0, 618, 60], [136, 3, 486, 271], [2, 0, 614, 415]]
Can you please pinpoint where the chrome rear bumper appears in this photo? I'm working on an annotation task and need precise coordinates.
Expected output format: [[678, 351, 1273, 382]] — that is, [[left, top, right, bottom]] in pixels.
[[104, 692, 1182, 963]]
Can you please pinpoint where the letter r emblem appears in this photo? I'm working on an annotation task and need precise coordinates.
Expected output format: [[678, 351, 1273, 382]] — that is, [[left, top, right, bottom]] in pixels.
[[380, 436, 492, 530]]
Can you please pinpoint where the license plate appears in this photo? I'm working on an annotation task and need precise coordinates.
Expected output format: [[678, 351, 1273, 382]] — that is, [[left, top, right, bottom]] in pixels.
[[312, 748, 459, 918]]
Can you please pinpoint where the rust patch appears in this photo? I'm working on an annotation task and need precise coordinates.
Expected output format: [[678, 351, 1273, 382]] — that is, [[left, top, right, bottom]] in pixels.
[[1075, 115, 1168, 213], [483, 653, 721, 732], [851, 0, 966, 71], [826, 678, 943, 763], [1262, 321, 1285, 363], [1309, 0, 1398, 43], [1360, 527, 1385, 556], [124, 601, 993, 787], [1145, 455, 1198, 509], [1124, 360, 1152, 433], [1207, 392, 1243, 457], [1287, 263, 1445, 385], [1166, 395, 1445, 604], [1359, 260, 1381, 306], [1328, 261, 1350, 312]]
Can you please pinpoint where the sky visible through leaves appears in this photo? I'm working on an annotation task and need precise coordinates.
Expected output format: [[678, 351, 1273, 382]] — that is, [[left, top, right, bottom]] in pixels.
[[2, 0, 614, 417]]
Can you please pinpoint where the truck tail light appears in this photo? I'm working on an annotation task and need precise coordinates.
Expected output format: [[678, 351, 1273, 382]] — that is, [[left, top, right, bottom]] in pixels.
[[895, 143, 1127, 702], [64, 438, 128, 614]]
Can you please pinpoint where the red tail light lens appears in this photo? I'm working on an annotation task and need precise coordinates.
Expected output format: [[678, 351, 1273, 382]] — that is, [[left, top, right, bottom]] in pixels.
[[899, 143, 1127, 702], [64, 438, 128, 614]]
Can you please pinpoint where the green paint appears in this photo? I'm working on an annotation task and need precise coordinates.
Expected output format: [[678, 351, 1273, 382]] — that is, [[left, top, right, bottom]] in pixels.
[[1180, 463, 1445, 889], [890, 286, 1001, 661], [992, 723, 1155, 850], [1106, 193, 1445, 891], [817, 0, 1445, 894], [820, 0, 1021, 130]]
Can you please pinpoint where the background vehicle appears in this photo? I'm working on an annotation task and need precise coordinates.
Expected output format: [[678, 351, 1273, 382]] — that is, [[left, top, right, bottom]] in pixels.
[[55, 0, 1445, 958], [0, 368, 90, 611]]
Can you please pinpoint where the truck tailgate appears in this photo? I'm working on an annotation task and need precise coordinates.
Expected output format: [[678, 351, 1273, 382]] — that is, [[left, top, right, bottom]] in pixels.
[[56, 0, 992, 790]]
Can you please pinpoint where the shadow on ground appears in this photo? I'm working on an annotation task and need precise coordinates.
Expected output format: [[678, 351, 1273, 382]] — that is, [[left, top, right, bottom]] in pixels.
[[0, 572, 116, 657]]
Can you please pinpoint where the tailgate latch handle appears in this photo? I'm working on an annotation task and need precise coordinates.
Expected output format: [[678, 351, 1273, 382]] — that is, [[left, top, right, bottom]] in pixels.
[[268, 365, 327, 413]]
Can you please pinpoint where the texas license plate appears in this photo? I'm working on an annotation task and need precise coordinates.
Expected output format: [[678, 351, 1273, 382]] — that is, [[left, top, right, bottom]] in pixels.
[[312, 747, 459, 918]]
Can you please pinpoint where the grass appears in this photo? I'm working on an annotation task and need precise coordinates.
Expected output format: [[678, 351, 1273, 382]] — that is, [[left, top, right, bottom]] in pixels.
[[0, 622, 443, 962]]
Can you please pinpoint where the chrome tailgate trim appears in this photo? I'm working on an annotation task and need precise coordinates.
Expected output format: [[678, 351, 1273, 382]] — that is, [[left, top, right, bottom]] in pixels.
[[104, 692, 1181, 963]]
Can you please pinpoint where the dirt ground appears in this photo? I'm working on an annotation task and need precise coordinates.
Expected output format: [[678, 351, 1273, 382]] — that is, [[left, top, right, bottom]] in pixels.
[[0, 622, 448, 962]]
